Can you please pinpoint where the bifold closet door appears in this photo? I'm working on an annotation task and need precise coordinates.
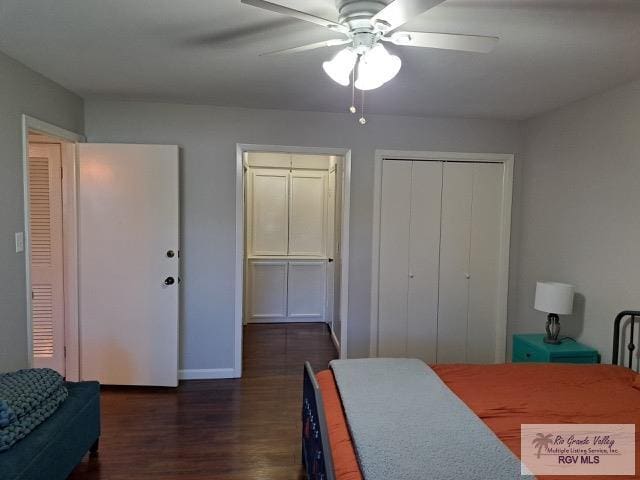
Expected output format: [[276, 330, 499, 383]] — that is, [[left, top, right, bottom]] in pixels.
[[378, 161, 411, 357], [437, 162, 504, 363], [437, 163, 473, 363], [406, 162, 442, 362], [467, 163, 503, 363], [377, 160, 442, 361]]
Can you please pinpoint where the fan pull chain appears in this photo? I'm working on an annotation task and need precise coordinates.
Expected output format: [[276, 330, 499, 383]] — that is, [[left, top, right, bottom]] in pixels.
[[359, 90, 366, 125], [349, 68, 356, 114]]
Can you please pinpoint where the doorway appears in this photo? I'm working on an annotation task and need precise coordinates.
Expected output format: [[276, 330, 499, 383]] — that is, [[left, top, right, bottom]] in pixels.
[[22, 115, 84, 380], [236, 145, 351, 376]]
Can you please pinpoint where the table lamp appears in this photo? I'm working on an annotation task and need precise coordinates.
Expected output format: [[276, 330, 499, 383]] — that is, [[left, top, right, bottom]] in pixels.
[[534, 281, 575, 344]]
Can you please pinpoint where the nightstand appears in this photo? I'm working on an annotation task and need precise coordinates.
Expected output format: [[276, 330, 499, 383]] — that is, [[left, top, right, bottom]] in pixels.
[[512, 334, 600, 364]]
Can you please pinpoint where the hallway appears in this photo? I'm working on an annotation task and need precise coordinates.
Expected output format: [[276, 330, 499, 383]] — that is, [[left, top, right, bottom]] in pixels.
[[69, 323, 337, 480]]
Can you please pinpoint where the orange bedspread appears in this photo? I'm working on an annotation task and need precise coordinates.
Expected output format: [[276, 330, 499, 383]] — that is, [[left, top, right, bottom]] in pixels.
[[316, 363, 640, 480]]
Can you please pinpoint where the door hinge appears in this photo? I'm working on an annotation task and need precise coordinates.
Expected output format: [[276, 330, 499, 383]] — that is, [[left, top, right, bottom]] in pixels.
[[60, 166, 63, 179], [64, 346, 67, 358]]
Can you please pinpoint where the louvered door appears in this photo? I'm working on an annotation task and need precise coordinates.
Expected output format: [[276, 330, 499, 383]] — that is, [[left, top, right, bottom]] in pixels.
[[28, 143, 65, 375]]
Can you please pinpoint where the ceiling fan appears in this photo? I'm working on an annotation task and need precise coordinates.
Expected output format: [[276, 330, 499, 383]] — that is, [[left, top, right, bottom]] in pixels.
[[241, 0, 499, 92]]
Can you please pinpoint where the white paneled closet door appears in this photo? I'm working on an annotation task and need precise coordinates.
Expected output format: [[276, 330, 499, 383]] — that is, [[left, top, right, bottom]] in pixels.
[[289, 171, 326, 256], [249, 260, 288, 322], [378, 160, 412, 357], [249, 169, 289, 255], [436, 163, 474, 363], [377, 161, 442, 361], [376, 159, 506, 364], [288, 261, 326, 321], [467, 163, 503, 363], [437, 162, 504, 363], [406, 161, 442, 362]]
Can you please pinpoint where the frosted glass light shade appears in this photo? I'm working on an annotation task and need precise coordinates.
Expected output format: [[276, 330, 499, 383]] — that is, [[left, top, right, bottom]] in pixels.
[[534, 281, 575, 315], [355, 44, 401, 91], [322, 48, 357, 86]]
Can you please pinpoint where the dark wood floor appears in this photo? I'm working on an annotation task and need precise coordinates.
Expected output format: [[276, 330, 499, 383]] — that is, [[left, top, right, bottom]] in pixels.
[[68, 323, 337, 480]]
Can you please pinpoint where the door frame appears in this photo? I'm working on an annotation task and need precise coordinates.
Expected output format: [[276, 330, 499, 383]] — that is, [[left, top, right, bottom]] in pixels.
[[370, 149, 514, 362], [21, 115, 84, 380], [236, 144, 352, 376]]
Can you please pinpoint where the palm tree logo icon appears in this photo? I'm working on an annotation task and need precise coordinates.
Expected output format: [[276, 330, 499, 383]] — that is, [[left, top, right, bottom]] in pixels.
[[532, 433, 554, 459]]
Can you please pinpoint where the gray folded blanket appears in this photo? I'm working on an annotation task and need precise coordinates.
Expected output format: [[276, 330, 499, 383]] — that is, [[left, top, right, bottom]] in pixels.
[[0, 368, 68, 452]]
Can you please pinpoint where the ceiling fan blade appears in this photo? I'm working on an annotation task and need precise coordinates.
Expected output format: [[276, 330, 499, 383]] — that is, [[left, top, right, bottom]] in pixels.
[[386, 31, 499, 53], [372, 0, 445, 32], [260, 38, 350, 56], [241, 0, 348, 33]]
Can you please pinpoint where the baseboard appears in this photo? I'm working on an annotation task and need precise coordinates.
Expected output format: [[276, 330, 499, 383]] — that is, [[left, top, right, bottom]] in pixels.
[[178, 368, 236, 380]]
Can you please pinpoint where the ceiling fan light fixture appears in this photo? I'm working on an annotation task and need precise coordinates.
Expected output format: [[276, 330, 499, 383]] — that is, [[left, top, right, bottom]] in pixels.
[[354, 44, 402, 91], [322, 48, 357, 86]]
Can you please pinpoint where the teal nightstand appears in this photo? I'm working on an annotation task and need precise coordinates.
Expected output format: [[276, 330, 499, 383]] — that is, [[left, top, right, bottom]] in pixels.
[[512, 334, 600, 364]]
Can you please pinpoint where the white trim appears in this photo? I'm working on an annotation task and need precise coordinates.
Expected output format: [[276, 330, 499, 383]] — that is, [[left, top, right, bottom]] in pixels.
[[370, 149, 514, 362], [236, 144, 352, 377], [23, 115, 84, 144], [61, 142, 80, 381], [331, 326, 340, 352], [21, 115, 84, 379], [339, 150, 351, 360], [178, 368, 236, 380], [235, 144, 245, 378]]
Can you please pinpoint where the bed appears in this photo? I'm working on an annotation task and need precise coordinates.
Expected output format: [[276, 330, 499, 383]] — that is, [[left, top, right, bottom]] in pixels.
[[302, 311, 640, 480]]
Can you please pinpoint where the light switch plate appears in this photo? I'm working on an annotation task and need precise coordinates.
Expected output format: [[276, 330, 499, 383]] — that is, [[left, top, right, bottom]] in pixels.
[[15, 232, 24, 253]]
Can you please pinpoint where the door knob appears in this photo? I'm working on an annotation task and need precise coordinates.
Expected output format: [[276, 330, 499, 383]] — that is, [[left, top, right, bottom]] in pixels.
[[328, 258, 334, 263], [164, 276, 176, 286], [166, 250, 176, 258]]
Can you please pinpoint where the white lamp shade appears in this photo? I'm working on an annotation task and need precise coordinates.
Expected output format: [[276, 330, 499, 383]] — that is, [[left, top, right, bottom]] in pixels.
[[354, 44, 401, 91], [534, 281, 575, 315], [322, 48, 357, 86]]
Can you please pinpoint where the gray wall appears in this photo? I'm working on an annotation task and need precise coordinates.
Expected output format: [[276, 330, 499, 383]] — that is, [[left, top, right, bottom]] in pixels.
[[84, 100, 522, 371], [0, 51, 84, 372], [514, 80, 640, 363]]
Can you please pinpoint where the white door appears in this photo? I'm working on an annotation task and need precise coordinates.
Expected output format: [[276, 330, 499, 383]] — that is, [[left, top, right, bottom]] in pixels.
[[248, 260, 288, 322], [467, 163, 503, 363], [28, 143, 65, 375], [248, 169, 289, 255], [377, 160, 442, 362], [437, 163, 474, 363], [78, 144, 179, 387], [406, 161, 442, 363], [377, 160, 412, 357], [287, 261, 326, 321], [289, 171, 326, 256], [436, 162, 505, 363]]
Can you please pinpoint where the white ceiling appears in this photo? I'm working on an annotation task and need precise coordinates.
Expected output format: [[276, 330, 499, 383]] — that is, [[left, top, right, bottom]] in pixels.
[[0, 0, 639, 119]]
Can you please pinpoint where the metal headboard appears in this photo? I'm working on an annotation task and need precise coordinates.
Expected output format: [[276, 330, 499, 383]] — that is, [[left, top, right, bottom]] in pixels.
[[612, 310, 640, 368]]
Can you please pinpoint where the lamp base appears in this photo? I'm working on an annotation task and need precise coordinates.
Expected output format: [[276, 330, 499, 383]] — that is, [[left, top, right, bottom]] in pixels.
[[544, 313, 561, 344]]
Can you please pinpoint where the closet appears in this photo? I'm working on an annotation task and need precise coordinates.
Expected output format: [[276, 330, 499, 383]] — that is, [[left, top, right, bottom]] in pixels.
[[374, 158, 510, 363], [245, 152, 339, 324]]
